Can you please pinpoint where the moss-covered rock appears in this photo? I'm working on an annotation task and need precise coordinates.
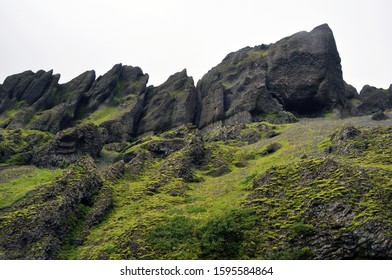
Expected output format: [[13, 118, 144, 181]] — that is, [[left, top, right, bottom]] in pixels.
[[0, 156, 112, 259], [247, 157, 392, 259], [0, 128, 53, 165], [31, 123, 106, 168]]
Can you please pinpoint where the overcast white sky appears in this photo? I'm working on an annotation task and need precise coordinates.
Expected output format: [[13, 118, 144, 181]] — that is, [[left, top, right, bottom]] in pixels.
[[0, 0, 391, 91]]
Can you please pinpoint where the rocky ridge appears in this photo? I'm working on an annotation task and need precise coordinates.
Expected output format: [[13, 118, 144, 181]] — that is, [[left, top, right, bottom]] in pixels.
[[1, 24, 390, 146], [1, 24, 392, 260]]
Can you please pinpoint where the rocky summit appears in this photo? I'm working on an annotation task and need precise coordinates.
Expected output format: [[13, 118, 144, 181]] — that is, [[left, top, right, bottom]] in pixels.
[[1, 24, 392, 260]]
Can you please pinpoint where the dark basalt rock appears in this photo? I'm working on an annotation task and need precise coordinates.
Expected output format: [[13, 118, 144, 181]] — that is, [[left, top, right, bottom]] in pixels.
[[1, 24, 389, 171], [267, 24, 345, 116], [0, 71, 35, 111], [137, 69, 197, 135], [103, 160, 125, 181], [31, 123, 106, 168], [332, 123, 362, 141], [143, 139, 186, 158], [0, 65, 149, 135], [4, 108, 35, 130], [343, 82, 359, 99], [76, 64, 148, 118], [88, 64, 148, 142], [99, 95, 145, 143], [0, 70, 58, 129], [357, 85, 392, 115], [305, 204, 392, 259], [0, 129, 52, 165], [28, 70, 96, 132], [1, 24, 379, 140], [0, 70, 57, 108], [0, 70, 96, 132], [371, 110, 389, 121], [196, 24, 347, 130], [249, 158, 392, 259], [196, 45, 283, 129]]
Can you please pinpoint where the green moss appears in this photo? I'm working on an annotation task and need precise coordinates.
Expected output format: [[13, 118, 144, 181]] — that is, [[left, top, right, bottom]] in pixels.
[[290, 222, 315, 237], [0, 166, 62, 209], [2, 116, 389, 260], [0, 129, 53, 164], [187, 206, 207, 214], [0, 108, 20, 124], [83, 106, 123, 125], [245, 48, 269, 61]]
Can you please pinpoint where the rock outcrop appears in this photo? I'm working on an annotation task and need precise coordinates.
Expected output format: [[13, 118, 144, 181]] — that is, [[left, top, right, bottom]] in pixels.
[[371, 110, 389, 121], [196, 24, 350, 130], [248, 157, 392, 259], [267, 24, 346, 115], [357, 85, 392, 115], [196, 45, 284, 129], [31, 123, 106, 168], [94, 65, 148, 142], [76, 64, 148, 120], [137, 69, 198, 135], [0, 64, 149, 139], [1, 23, 361, 140], [0, 157, 112, 259], [1, 23, 389, 167], [29, 71, 96, 132], [2, 24, 392, 261]]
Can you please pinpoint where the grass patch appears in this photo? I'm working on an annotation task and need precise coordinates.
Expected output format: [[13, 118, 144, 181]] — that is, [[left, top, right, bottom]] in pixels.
[[0, 166, 63, 209], [83, 106, 123, 125]]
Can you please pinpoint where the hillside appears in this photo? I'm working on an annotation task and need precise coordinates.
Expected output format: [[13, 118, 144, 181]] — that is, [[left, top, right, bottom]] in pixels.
[[1, 24, 392, 259]]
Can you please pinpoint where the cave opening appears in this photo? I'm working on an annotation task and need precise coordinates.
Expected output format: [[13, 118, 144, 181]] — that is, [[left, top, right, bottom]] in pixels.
[[285, 98, 328, 117]]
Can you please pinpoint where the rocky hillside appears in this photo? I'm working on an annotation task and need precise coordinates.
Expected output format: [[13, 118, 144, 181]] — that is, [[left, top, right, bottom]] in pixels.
[[1, 24, 392, 260]]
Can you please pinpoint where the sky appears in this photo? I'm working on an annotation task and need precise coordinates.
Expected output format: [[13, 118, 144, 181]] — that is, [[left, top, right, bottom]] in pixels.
[[0, 0, 391, 92]]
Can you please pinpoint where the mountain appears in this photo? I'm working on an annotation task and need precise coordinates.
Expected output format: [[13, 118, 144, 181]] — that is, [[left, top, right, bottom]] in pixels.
[[1, 24, 392, 260]]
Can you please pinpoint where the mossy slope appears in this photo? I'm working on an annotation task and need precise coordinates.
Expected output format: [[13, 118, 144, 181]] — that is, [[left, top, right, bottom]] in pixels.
[[1, 115, 392, 259]]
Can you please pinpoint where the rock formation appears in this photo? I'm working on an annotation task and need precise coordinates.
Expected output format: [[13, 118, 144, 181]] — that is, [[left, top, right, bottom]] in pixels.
[[0, 157, 112, 259], [31, 123, 106, 168], [1, 24, 392, 260], [357, 85, 392, 115], [137, 69, 198, 135], [0, 24, 371, 142], [196, 24, 351, 130]]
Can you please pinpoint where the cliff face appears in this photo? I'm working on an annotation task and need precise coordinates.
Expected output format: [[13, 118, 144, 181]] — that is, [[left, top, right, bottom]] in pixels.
[[1, 24, 392, 260], [266, 24, 345, 115], [196, 24, 348, 129], [137, 69, 198, 135], [1, 23, 389, 168], [0, 24, 363, 143]]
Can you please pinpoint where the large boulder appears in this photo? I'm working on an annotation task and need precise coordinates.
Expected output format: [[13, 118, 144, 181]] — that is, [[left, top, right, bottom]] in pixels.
[[267, 24, 345, 115], [196, 24, 347, 129], [371, 110, 389, 121]]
